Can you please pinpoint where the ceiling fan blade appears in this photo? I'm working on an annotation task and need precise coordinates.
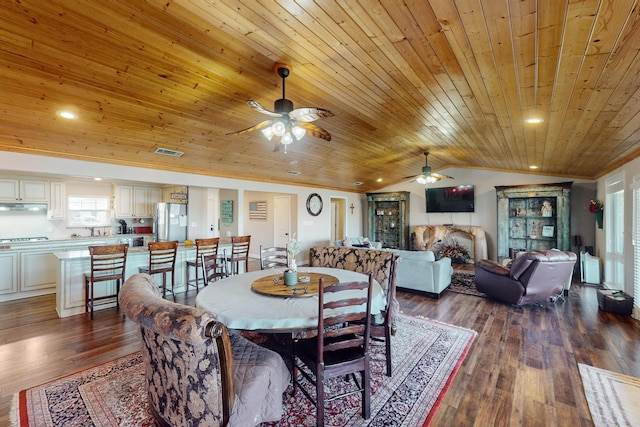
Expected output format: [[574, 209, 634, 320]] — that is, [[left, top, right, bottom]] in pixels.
[[401, 174, 418, 180], [297, 122, 332, 141], [432, 173, 454, 180], [289, 107, 334, 122], [225, 120, 272, 136], [247, 100, 283, 118]]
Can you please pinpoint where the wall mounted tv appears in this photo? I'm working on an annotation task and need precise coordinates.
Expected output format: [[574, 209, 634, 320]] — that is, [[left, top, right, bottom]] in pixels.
[[426, 185, 475, 213]]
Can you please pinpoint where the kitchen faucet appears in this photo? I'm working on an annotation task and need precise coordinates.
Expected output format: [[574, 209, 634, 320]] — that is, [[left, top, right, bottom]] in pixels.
[[86, 227, 95, 237]]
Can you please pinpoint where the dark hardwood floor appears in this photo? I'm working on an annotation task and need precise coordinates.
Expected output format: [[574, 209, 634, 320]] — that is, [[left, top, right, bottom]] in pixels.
[[1, 263, 639, 426]]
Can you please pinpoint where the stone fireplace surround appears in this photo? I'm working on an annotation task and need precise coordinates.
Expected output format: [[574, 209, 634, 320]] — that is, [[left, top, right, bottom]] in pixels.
[[411, 225, 488, 264]]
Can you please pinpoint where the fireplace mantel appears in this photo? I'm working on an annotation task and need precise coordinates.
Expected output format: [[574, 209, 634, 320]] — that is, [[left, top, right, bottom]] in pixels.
[[412, 225, 488, 263]]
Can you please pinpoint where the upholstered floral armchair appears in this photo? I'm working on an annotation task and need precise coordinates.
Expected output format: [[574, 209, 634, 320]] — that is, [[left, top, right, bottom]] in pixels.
[[119, 273, 290, 427]]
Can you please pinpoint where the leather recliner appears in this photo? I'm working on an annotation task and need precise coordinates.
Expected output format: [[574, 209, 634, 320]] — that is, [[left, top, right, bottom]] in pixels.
[[475, 250, 577, 305]]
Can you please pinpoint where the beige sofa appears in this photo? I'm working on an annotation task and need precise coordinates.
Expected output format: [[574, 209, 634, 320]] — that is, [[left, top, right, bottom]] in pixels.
[[394, 250, 453, 298]]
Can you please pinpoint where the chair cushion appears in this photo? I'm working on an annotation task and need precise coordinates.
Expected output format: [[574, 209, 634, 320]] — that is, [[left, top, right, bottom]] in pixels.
[[228, 333, 291, 427]]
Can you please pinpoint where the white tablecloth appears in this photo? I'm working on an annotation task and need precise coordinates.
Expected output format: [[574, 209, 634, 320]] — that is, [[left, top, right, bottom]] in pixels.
[[195, 267, 385, 331]]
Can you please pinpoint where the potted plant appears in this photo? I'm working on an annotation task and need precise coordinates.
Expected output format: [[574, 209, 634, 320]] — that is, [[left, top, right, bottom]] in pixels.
[[284, 234, 301, 286], [438, 239, 471, 264], [588, 199, 604, 229]]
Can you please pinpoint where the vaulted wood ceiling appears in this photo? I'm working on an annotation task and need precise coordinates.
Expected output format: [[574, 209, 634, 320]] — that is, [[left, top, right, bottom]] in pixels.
[[1, 0, 639, 192]]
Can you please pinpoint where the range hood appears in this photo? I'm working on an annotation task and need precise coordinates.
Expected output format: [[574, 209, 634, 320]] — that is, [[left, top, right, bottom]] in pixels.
[[0, 203, 48, 212]]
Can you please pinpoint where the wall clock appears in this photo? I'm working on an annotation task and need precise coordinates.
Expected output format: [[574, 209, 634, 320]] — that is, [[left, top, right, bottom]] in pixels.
[[306, 193, 323, 216]]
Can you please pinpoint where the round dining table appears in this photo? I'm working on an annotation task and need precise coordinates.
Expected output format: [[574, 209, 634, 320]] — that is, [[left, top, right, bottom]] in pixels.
[[195, 267, 386, 332]]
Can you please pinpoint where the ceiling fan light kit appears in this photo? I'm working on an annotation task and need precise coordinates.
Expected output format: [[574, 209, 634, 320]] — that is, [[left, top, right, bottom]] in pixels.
[[403, 151, 454, 184], [227, 64, 334, 153]]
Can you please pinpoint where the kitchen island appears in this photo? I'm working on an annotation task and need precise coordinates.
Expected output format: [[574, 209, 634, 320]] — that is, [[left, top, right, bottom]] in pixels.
[[54, 242, 231, 318]]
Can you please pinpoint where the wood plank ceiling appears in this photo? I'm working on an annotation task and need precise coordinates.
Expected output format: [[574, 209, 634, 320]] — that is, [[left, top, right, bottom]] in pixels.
[[1, 0, 639, 192]]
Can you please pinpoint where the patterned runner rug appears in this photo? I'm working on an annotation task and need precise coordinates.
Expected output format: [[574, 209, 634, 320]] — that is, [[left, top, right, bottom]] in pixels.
[[447, 269, 486, 298], [13, 314, 476, 427], [579, 363, 640, 427]]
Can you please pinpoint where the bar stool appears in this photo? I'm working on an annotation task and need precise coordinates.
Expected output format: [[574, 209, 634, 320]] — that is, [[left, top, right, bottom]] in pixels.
[[228, 235, 251, 275], [185, 238, 223, 292], [84, 243, 129, 320], [138, 241, 178, 300]]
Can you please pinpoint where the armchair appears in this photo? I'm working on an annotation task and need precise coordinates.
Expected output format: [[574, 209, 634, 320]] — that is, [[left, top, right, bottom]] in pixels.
[[119, 273, 290, 427], [475, 250, 577, 305]]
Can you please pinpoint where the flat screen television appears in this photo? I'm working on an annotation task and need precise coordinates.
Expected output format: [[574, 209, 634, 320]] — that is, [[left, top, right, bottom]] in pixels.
[[426, 185, 475, 213]]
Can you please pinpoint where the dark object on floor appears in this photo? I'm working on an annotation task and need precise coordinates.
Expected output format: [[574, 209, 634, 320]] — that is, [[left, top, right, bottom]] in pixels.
[[475, 250, 577, 305], [597, 289, 634, 315]]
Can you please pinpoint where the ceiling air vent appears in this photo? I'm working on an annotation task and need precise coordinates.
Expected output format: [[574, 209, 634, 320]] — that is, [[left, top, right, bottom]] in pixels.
[[154, 147, 184, 157]]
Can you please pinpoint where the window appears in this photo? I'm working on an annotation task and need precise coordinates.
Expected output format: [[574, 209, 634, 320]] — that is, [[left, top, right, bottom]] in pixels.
[[632, 178, 640, 320], [67, 196, 111, 227], [605, 175, 624, 289]]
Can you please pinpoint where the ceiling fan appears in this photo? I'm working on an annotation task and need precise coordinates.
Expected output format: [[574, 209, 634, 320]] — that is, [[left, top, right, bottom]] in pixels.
[[226, 64, 334, 153], [402, 151, 453, 184]]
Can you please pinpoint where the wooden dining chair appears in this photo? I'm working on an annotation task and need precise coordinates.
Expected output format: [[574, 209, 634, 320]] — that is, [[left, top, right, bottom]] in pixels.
[[292, 274, 374, 426], [201, 253, 227, 285], [84, 243, 129, 320], [228, 235, 251, 275], [138, 240, 178, 300], [259, 245, 288, 270], [185, 238, 220, 292]]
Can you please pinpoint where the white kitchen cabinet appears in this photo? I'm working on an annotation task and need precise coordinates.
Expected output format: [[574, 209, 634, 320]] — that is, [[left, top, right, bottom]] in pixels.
[[20, 251, 58, 292], [116, 185, 161, 217], [0, 253, 19, 295], [148, 186, 162, 213], [115, 185, 134, 217], [48, 181, 65, 219], [133, 186, 149, 217], [0, 179, 48, 202]]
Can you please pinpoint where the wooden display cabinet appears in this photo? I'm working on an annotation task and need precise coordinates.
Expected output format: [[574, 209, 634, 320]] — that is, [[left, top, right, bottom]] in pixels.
[[495, 182, 572, 263], [366, 192, 410, 249]]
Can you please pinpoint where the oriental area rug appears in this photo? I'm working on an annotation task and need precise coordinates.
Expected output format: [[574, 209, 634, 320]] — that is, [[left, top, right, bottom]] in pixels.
[[579, 363, 640, 427], [447, 269, 486, 298], [13, 314, 476, 427]]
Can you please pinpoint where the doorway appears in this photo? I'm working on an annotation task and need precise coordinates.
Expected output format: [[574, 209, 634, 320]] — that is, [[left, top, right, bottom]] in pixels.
[[330, 197, 347, 244], [274, 196, 291, 247]]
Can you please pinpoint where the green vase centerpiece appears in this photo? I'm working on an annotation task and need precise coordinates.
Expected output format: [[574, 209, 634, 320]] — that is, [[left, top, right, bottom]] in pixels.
[[284, 234, 301, 286]]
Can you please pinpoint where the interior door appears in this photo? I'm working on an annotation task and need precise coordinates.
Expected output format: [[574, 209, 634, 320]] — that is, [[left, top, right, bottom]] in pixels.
[[330, 198, 346, 243], [274, 196, 291, 247]]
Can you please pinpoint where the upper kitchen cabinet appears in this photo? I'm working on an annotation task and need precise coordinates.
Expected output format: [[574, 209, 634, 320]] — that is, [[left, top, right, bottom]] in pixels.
[[115, 185, 162, 217], [48, 181, 65, 220], [0, 179, 49, 202]]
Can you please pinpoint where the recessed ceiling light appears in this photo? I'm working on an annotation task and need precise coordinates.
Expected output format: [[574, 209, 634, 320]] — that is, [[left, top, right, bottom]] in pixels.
[[289, 160, 299, 165], [57, 110, 78, 119], [529, 165, 539, 169], [287, 171, 301, 176], [525, 118, 544, 124], [377, 178, 383, 182], [94, 177, 102, 181], [354, 181, 363, 186]]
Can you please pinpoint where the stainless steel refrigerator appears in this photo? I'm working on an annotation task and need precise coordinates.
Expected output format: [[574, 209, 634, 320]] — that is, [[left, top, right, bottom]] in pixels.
[[154, 202, 188, 242]]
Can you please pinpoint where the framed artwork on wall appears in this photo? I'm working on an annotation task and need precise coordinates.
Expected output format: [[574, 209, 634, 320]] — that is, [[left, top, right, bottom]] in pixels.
[[249, 201, 267, 220]]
